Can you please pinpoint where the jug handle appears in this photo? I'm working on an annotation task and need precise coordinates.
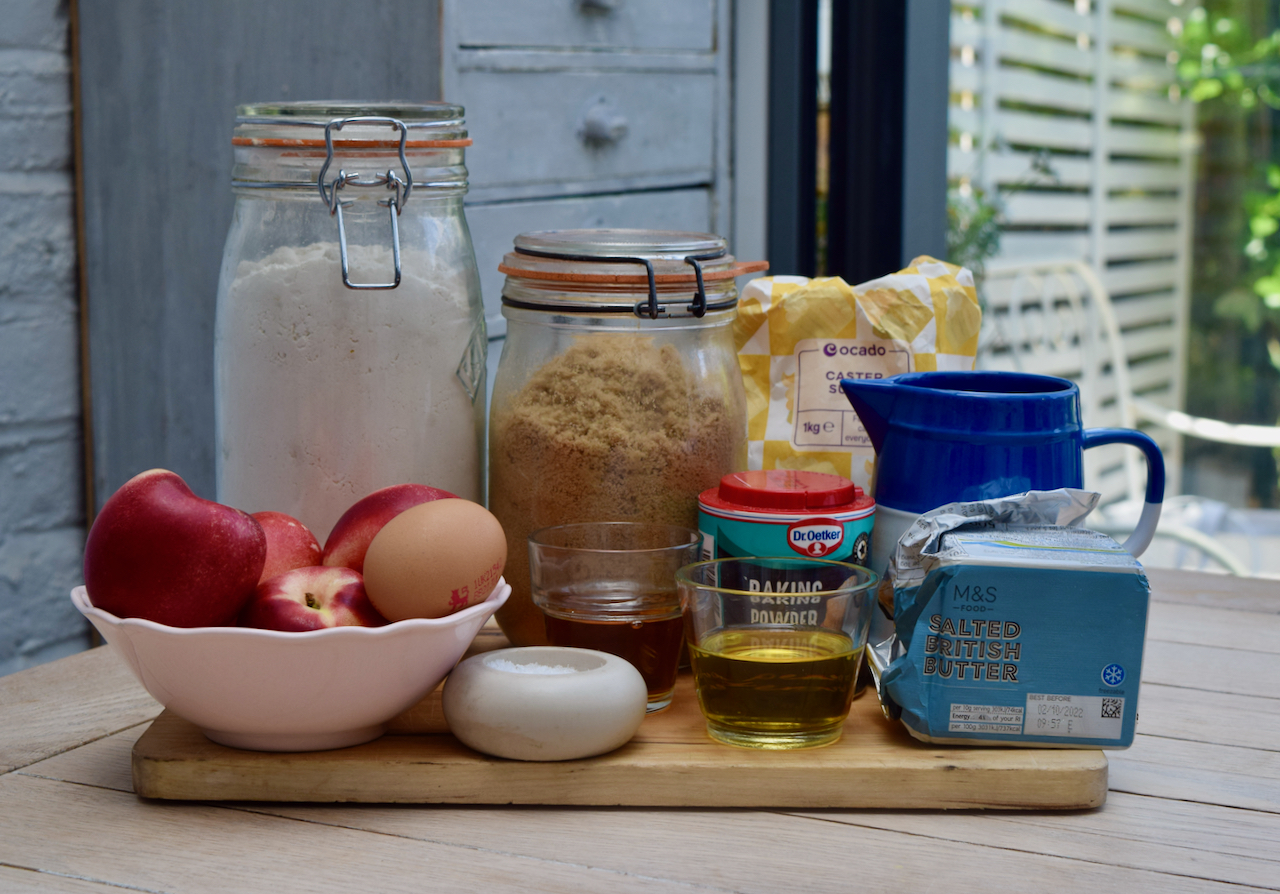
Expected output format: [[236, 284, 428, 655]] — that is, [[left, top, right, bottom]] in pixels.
[[1082, 428, 1165, 557]]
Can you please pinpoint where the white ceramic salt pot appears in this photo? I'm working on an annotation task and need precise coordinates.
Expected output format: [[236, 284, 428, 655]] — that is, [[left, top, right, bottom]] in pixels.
[[442, 646, 647, 761]]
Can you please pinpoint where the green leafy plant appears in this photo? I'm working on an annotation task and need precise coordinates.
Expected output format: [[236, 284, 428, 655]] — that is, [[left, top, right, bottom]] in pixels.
[[1175, 7, 1280, 108], [946, 184, 1002, 279], [1174, 3, 1280, 501], [1176, 7, 1280, 351]]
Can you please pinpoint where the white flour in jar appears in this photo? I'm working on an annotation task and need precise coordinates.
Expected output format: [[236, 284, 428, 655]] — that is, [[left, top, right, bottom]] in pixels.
[[216, 241, 482, 541]]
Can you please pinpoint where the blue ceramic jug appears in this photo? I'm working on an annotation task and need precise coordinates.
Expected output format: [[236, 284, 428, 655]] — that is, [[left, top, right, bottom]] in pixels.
[[840, 371, 1164, 573]]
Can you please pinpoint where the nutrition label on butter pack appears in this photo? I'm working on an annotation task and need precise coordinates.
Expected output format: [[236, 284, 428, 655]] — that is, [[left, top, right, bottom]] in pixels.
[[791, 338, 911, 450], [947, 703, 1025, 735]]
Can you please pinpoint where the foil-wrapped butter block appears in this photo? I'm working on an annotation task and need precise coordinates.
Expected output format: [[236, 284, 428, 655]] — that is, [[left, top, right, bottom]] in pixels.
[[874, 489, 1149, 749]]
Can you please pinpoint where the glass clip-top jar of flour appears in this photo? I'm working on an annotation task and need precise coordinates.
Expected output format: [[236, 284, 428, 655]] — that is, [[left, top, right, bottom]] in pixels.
[[215, 102, 485, 541], [488, 229, 766, 645]]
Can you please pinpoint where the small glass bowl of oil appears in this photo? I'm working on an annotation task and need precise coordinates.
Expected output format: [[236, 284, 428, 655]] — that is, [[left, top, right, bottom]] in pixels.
[[676, 557, 877, 749]]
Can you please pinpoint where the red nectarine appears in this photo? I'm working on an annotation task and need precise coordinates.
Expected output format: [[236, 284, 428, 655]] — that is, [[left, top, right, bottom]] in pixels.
[[239, 566, 388, 631], [321, 483, 456, 574], [83, 469, 266, 627], [253, 511, 322, 584]]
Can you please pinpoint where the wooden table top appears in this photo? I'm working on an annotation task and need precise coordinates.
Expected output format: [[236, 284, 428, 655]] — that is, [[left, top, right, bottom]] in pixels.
[[2, 566, 1277, 893]]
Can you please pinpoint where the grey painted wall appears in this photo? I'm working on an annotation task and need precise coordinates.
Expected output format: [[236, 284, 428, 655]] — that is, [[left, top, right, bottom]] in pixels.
[[0, 0, 89, 675]]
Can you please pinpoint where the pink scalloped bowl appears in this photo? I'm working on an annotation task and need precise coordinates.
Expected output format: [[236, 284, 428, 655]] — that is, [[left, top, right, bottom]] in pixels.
[[70, 581, 509, 752]]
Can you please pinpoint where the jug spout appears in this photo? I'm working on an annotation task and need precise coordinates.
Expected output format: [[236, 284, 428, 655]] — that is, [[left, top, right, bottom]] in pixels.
[[839, 377, 898, 453]]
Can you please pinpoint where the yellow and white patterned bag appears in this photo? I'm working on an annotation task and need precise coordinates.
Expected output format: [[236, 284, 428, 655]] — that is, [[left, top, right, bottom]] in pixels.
[[734, 256, 981, 495]]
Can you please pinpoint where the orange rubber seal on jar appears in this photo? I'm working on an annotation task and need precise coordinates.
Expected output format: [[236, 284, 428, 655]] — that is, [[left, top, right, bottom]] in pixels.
[[497, 259, 769, 284], [231, 138, 473, 148]]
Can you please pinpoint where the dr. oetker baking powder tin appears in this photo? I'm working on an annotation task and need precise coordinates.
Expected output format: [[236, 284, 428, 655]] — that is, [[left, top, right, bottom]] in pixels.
[[697, 470, 875, 567]]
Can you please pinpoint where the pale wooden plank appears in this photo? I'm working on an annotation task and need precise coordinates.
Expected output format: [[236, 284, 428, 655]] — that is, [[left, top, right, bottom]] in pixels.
[[1103, 260, 1178, 296], [43, 726, 1263, 894], [1011, 353, 1167, 413], [243, 797, 1276, 894], [1106, 162, 1184, 191], [979, 345, 1089, 379], [1104, 227, 1181, 260], [989, 67, 1095, 111], [948, 148, 1095, 187], [0, 774, 710, 894], [995, 30, 1097, 78], [1128, 357, 1177, 392], [1111, 52, 1177, 83], [1137, 684, 1280, 750], [1003, 0, 1096, 39], [1004, 192, 1091, 225], [1147, 601, 1280, 654], [1121, 322, 1179, 357], [17, 724, 141, 795], [997, 231, 1091, 262], [1110, 734, 1280, 812], [997, 109, 1096, 152], [1107, 195, 1181, 224], [951, 13, 982, 48], [1110, 88, 1188, 125], [1114, 0, 1179, 23], [947, 106, 982, 137], [950, 59, 980, 92], [128, 681, 1109, 808], [1146, 567, 1280, 612], [1112, 290, 1178, 327], [0, 867, 122, 894], [1141, 639, 1280, 699], [0, 646, 158, 774], [1110, 16, 1176, 55], [790, 792, 1280, 891], [956, 151, 1181, 196]]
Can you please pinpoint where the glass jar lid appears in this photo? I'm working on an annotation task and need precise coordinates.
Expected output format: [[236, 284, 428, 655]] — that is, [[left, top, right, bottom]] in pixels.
[[499, 228, 768, 319], [233, 101, 469, 148], [514, 229, 726, 260], [231, 101, 472, 292]]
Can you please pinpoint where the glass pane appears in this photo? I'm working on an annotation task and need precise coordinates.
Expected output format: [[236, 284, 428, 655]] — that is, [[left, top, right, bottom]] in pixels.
[[948, 0, 1280, 573]]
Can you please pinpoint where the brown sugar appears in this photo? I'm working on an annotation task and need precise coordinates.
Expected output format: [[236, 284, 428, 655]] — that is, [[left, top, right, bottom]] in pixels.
[[490, 334, 745, 645]]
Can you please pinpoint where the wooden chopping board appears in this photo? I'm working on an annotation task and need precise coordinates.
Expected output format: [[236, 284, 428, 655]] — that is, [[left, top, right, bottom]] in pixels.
[[131, 672, 1108, 809]]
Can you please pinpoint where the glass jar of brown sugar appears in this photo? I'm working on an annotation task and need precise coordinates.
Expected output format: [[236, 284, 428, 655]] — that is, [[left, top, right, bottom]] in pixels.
[[489, 229, 764, 645]]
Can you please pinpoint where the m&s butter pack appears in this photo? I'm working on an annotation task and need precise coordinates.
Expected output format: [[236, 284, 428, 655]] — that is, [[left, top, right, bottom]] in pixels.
[[874, 490, 1149, 749]]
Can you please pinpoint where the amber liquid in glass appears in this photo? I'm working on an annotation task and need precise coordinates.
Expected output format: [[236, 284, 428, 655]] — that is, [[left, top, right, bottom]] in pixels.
[[542, 611, 685, 708], [688, 626, 860, 748]]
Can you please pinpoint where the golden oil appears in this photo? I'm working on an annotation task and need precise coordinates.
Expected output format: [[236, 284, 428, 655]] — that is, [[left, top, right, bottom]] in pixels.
[[688, 626, 861, 749]]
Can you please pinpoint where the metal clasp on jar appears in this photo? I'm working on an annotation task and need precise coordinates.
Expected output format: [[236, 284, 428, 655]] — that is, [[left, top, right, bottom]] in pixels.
[[317, 116, 413, 290]]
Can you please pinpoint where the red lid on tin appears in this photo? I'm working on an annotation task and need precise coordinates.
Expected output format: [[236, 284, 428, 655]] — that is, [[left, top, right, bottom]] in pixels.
[[715, 470, 866, 511]]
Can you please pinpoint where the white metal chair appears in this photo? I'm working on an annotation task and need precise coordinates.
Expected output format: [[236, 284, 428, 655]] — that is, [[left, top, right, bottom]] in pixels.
[[975, 259, 1280, 575]]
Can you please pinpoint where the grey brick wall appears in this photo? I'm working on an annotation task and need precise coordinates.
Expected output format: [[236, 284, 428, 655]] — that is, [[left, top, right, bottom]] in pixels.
[[0, 0, 90, 675]]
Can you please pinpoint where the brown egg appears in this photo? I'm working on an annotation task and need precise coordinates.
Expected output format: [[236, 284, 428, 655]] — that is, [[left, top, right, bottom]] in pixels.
[[362, 499, 507, 621]]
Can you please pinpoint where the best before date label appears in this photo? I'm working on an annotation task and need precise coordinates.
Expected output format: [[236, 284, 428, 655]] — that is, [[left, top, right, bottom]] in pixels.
[[1023, 693, 1124, 739]]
